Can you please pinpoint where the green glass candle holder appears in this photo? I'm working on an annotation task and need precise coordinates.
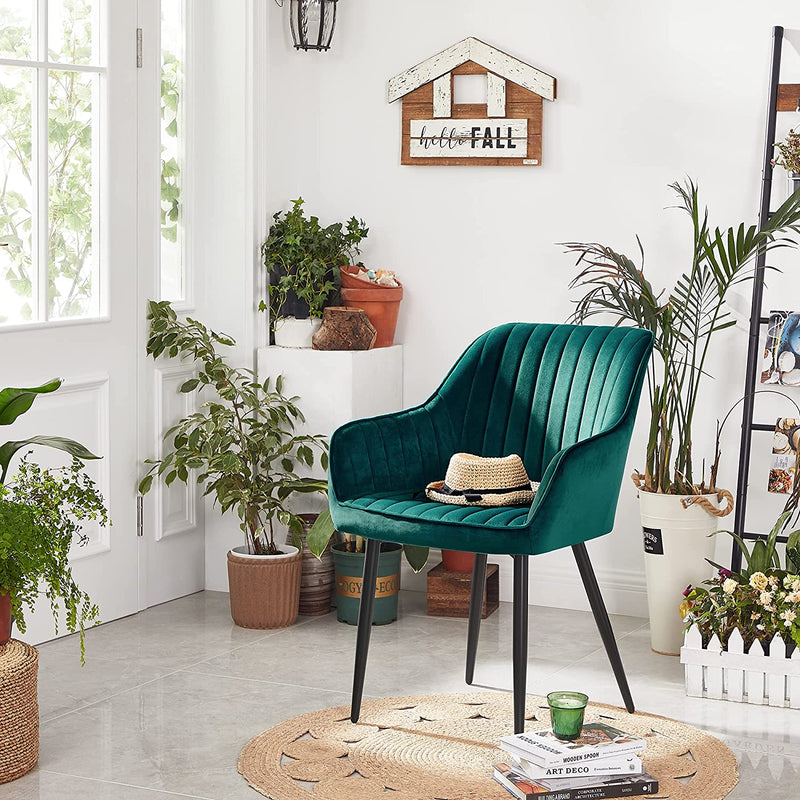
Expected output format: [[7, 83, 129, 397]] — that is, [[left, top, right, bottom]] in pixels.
[[547, 691, 588, 740]]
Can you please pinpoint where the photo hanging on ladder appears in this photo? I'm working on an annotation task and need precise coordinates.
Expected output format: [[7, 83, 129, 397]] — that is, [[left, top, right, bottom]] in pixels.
[[761, 310, 800, 385], [768, 417, 800, 494]]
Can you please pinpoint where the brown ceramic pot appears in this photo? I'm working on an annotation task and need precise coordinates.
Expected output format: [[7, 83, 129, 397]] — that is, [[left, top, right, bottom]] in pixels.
[[339, 267, 403, 348], [441, 550, 475, 573], [227, 546, 301, 629], [0, 590, 11, 645], [286, 514, 335, 616]]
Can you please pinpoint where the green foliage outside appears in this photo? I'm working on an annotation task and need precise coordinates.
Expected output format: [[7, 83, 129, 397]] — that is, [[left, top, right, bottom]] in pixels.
[[0, 0, 182, 321], [161, 46, 182, 246]]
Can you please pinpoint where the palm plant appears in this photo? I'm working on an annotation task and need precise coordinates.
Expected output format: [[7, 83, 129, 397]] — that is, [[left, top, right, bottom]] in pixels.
[[566, 179, 800, 494]]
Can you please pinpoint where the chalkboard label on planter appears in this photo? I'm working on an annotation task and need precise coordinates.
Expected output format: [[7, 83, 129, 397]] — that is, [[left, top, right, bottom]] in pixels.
[[643, 526, 664, 555]]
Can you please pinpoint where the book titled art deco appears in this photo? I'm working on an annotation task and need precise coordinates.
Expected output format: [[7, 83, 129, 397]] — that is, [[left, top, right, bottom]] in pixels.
[[493, 762, 659, 800]]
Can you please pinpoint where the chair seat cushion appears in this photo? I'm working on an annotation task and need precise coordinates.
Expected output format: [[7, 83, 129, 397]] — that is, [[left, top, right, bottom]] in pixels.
[[333, 490, 533, 554]]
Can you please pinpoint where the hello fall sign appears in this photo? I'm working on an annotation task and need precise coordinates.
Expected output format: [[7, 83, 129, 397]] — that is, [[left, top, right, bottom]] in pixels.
[[388, 37, 556, 167]]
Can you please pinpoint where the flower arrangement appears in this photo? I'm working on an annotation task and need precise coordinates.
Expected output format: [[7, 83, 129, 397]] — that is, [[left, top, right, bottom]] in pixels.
[[773, 128, 800, 175], [681, 511, 800, 652]]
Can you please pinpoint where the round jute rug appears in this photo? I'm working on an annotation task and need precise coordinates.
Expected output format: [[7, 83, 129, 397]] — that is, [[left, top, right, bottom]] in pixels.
[[238, 692, 739, 800]]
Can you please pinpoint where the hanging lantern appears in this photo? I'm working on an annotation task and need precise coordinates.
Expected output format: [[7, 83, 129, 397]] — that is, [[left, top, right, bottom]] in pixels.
[[290, 0, 338, 52]]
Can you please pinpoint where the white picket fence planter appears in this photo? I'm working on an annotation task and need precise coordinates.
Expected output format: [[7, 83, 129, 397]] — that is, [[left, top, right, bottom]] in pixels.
[[680, 624, 800, 707]]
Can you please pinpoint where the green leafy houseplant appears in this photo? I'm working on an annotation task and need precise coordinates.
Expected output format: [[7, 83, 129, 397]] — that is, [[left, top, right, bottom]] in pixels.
[[307, 507, 429, 573], [0, 379, 105, 660], [567, 178, 800, 495], [1, 457, 107, 661], [261, 198, 369, 322], [139, 301, 328, 555]]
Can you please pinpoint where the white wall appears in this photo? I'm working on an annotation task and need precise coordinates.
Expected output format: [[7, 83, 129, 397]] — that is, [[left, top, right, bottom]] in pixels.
[[194, 0, 260, 592], [251, 1, 800, 613]]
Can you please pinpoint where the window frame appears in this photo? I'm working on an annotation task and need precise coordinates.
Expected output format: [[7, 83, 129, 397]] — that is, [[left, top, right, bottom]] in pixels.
[[0, 0, 106, 328]]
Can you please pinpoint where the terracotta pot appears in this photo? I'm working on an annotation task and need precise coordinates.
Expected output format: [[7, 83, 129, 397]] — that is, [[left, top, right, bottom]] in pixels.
[[339, 267, 403, 348], [0, 590, 11, 645], [441, 550, 475, 573], [287, 514, 335, 616], [227, 545, 302, 629]]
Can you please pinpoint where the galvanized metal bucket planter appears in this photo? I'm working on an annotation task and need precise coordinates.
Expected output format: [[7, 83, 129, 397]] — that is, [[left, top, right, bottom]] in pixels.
[[332, 542, 401, 625]]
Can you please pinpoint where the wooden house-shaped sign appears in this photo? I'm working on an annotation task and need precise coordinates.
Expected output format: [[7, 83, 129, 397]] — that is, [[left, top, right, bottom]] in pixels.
[[388, 37, 556, 166]]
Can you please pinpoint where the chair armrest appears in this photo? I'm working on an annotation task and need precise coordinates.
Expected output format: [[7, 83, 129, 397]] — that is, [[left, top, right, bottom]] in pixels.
[[329, 402, 457, 502], [524, 414, 637, 555]]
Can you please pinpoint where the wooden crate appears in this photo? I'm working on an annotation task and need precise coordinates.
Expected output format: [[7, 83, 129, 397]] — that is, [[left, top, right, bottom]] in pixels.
[[426, 562, 499, 619]]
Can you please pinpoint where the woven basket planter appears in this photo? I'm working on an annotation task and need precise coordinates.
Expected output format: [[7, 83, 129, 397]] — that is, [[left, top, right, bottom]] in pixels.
[[227, 546, 302, 629], [0, 640, 39, 784]]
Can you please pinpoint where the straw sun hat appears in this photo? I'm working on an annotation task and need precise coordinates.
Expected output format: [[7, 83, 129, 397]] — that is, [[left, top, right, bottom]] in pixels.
[[425, 453, 539, 507]]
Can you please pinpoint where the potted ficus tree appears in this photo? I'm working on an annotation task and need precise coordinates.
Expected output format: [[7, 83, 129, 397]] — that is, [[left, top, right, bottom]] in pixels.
[[566, 178, 800, 655], [307, 508, 427, 625], [139, 301, 328, 629], [0, 380, 106, 660], [261, 198, 369, 348]]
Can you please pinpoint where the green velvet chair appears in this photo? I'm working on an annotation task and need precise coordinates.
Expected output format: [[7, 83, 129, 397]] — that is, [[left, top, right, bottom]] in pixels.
[[328, 322, 653, 733]]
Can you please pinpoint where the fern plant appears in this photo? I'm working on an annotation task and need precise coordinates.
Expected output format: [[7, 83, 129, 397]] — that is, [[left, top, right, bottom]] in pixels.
[[566, 179, 800, 494]]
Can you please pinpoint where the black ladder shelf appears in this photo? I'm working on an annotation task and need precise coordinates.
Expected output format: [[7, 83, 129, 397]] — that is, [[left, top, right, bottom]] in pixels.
[[733, 25, 800, 571]]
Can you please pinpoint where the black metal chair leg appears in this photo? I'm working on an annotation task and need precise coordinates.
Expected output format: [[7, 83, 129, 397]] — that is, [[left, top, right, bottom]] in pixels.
[[513, 554, 529, 734], [572, 543, 635, 713], [351, 538, 381, 723], [465, 553, 488, 685]]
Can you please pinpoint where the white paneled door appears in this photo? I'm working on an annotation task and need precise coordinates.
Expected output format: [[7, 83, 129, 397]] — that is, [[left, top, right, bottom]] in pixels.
[[0, 0, 141, 642], [0, 0, 206, 644]]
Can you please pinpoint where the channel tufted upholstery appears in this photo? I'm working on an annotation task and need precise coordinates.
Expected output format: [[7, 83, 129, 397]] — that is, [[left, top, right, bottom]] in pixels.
[[329, 323, 653, 556]]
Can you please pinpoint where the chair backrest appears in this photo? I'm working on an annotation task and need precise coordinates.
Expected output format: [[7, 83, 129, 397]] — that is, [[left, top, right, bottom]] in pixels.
[[432, 323, 653, 481]]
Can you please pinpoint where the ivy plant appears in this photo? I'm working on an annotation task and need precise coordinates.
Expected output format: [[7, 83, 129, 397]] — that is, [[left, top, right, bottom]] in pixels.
[[0, 457, 107, 662], [139, 300, 328, 555], [0, 378, 105, 662], [261, 198, 368, 322]]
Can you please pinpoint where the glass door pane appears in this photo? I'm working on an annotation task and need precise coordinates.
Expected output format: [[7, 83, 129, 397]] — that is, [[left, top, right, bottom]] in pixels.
[[0, 0, 104, 326], [48, 68, 98, 320], [160, 0, 186, 302], [0, 65, 34, 324], [0, 1, 34, 59]]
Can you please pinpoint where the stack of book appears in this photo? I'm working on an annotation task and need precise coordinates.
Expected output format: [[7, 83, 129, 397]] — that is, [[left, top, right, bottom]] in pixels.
[[493, 722, 659, 799]]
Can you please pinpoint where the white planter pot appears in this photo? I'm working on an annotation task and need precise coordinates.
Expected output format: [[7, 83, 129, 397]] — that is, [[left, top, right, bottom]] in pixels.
[[230, 544, 300, 560], [273, 317, 321, 348], [638, 491, 719, 656], [681, 624, 800, 707], [790, 171, 800, 197]]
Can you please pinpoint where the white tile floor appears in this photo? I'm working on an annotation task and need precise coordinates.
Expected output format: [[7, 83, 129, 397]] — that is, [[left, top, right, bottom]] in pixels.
[[1, 590, 798, 799]]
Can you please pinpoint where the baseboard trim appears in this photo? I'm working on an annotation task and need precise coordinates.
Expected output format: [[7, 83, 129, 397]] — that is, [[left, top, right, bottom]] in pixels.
[[401, 551, 647, 618]]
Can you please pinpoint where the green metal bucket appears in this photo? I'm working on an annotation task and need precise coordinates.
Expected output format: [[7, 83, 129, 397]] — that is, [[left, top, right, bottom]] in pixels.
[[332, 542, 402, 625]]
